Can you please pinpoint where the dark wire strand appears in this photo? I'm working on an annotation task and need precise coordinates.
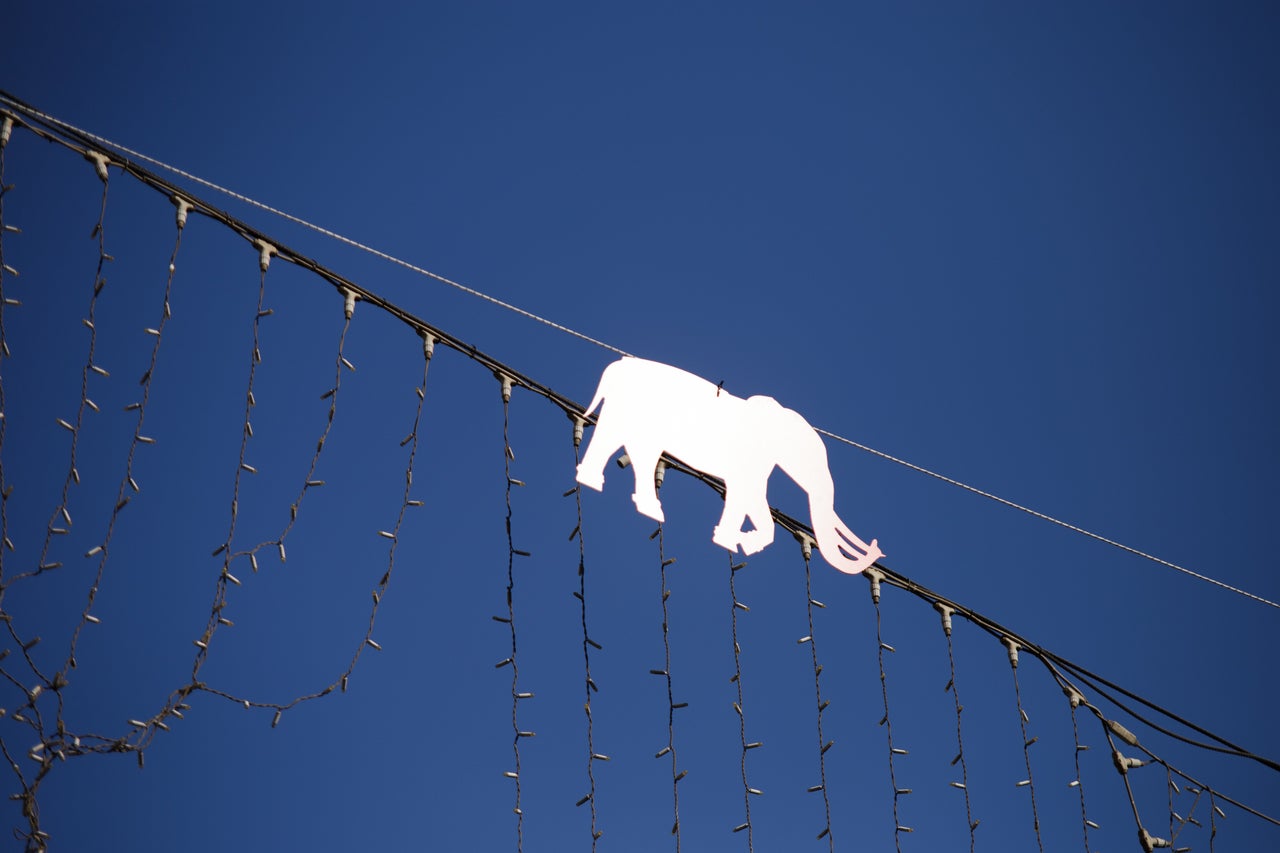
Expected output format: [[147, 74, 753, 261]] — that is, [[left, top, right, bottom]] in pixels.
[[570, 442, 603, 848], [57, 198, 186, 732], [1067, 698, 1094, 851], [0, 164, 115, 825], [1034, 650, 1279, 830], [655, 523, 683, 849], [1171, 782, 1204, 847], [0, 120, 12, 588], [937, 606, 976, 851], [5, 160, 113, 696], [149, 325, 427, 725], [1102, 716, 1147, 837], [0, 131, 20, 847], [501, 387, 525, 853], [728, 553, 755, 849], [800, 548, 835, 848], [29, 159, 110, 592], [1210, 790, 1220, 852], [871, 576, 907, 850], [0, 128, 46, 853], [1006, 642, 1044, 853], [872, 566, 1280, 778], [1041, 650, 1278, 770], [192, 256, 275, 681]]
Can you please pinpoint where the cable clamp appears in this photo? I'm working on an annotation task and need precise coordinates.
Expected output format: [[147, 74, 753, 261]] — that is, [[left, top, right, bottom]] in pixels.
[[495, 370, 513, 403], [654, 459, 667, 490], [342, 288, 358, 320], [1002, 637, 1020, 669], [253, 239, 277, 272], [1112, 749, 1145, 774], [419, 329, 436, 361], [171, 195, 192, 230], [569, 413, 585, 448], [0, 114, 13, 149], [1063, 686, 1086, 709], [85, 150, 110, 182], [1138, 828, 1171, 851], [793, 530, 815, 561], [934, 602, 954, 636], [1106, 718, 1140, 747], [864, 566, 884, 604]]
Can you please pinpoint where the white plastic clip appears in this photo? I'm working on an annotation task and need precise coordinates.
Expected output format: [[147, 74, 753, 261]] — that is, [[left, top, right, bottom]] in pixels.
[[0, 115, 13, 149], [1064, 686, 1086, 709], [570, 414, 585, 448], [794, 531, 815, 561], [496, 371, 513, 403], [1138, 828, 1172, 851], [1002, 637, 1020, 669], [172, 195, 192, 230], [1113, 750, 1145, 773], [342, 288, 357, 320], [419, 329, 436, 360], [85, 151, 110, 183], [864, 566, 884, 604], [1106, 718, 1140, 747], [654, 459, 667, 490], [253, 238, 276, 272], [934, 602, 954, 636]]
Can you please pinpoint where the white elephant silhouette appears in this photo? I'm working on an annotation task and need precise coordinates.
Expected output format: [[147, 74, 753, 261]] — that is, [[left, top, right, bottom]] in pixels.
[[576, 357, 883, 574]]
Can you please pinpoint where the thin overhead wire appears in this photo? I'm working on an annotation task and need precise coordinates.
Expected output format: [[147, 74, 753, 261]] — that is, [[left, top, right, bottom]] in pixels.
[[815, 428, 1280, 611], [1, 91, 1274, 615], [0, 92, 631, 360]]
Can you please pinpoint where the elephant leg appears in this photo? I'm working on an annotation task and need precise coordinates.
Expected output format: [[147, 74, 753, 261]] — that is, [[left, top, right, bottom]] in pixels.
[[712, 482, 751, 553], [738, 499, 776, 556], [627, 444, 665, 522], [576, 419, 621, 491]]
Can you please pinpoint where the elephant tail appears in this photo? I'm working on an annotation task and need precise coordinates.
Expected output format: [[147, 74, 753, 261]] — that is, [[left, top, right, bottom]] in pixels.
[[582, 386, 605, 421], [810, 503, 883, 575]]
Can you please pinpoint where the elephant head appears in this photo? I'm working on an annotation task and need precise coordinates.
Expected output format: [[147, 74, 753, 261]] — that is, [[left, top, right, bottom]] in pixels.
[[576, 357, 883, 575]]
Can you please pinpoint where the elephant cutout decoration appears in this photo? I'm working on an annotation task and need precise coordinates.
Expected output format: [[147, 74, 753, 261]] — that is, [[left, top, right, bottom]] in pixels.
[[576, 357, 883, 574]]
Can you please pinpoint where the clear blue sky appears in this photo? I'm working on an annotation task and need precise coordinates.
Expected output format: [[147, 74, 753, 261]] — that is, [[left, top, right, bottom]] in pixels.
[[3, 3, 1278, 850]]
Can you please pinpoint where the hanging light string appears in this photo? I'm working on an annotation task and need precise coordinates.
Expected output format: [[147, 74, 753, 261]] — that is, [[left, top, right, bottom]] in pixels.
[[1, 104, 1275, 796], [797, 539, 836, 848], [1002, 639, 1045, 853], [569, 428, 606, 848], [0, 92, 1268, 614], [652, 522, 685, 849], [866, 569, 912, 847], [934, 602, 978, 850]]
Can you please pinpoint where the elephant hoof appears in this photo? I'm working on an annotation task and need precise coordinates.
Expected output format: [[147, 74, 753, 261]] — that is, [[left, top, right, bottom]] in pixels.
[[633, 495, 665, 522], [711, 526, 740, 553], [576, 468, 605, 491], [739, 530, 772, 556]]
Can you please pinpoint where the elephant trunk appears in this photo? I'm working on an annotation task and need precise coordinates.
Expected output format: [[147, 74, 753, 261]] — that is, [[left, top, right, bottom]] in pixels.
[[804, 471, 883, 575]]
